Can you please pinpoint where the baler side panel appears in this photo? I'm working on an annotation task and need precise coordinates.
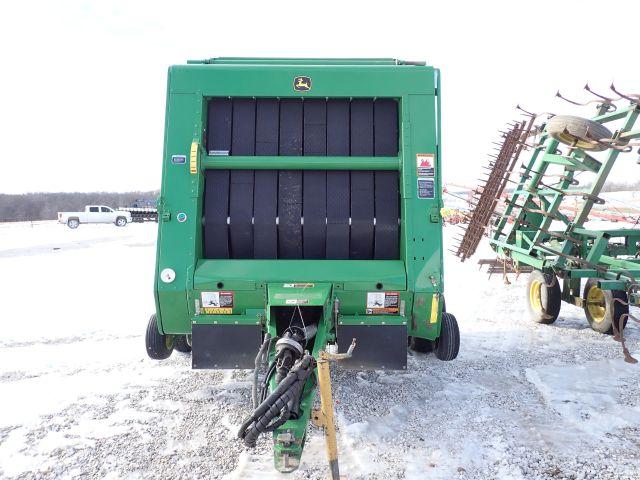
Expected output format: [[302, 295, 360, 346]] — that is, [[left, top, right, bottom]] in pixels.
[[402, 93, 442, 340], [156, 90, 203, 334]]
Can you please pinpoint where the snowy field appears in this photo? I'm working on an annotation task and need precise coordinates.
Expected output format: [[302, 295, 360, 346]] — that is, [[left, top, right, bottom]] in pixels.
[[0, 221, 639, 480]]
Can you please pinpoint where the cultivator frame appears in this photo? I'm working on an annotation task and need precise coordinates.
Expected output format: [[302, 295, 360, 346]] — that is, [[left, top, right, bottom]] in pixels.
[[460, 85, 640, 361]]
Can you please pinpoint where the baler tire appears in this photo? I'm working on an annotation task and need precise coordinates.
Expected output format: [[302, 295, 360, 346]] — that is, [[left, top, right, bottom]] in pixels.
[[583, 279, 629, 334], [115, 216, 128, 227], [546, 115, 613, 152], [174, 335, 192, 353], [526, 270, 561, 324], [435, 312, 459, 361], [67, 218, 80, 229], [409, 336, 433, 353], [145, 314, 174, 360]]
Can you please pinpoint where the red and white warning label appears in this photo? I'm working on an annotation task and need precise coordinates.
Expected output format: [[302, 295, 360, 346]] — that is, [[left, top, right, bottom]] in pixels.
[[416, 153, 435, 177], [366, 291, 400, 314]]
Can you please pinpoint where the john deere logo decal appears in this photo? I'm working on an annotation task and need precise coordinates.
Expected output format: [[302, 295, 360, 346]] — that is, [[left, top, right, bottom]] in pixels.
[[293, 76, 311, 92]]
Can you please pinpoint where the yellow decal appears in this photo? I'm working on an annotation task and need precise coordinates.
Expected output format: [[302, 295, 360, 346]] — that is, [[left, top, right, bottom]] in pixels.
[[430, 294, 439, 324], [202, 307, 232, 315], [190, 141, 199, 174], [293, 76, 311, 92]]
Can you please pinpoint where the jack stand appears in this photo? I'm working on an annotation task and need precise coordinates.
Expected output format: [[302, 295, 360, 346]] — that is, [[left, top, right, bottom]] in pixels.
[[313, 339, 356, 480]]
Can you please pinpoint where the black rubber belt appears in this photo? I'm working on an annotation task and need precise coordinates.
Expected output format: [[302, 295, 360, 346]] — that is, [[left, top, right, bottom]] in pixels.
[[350, 171, 374, 259], [207, 98, 232, 154], [279, 99, 303, 155], [374, 171, 399, 259], [229, 170, 254, 258], [326, 171, 350, 259], [303, 99, 327, 155], [350, 99, 374, 156], [374, 99, 398, 156], [256, 99, 279, 155], [253, 170, 278, 258], [327, 99, 350, 155], [278, 170, 303, 258], [203, 169, 230, 258], [232, 99, 256, 155], [303, 171, 327, 259]]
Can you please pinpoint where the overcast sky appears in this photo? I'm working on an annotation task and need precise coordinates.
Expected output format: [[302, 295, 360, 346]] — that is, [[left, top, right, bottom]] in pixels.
[[1, 0, 638, 194]]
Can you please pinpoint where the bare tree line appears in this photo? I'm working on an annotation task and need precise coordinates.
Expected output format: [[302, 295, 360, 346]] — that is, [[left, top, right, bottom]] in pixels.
[[0, 191, 159, 222], [597, 179, 640, 193]]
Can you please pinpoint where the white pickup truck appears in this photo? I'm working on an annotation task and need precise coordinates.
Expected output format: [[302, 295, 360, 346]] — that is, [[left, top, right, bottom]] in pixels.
[[57, 206, 132, 229]]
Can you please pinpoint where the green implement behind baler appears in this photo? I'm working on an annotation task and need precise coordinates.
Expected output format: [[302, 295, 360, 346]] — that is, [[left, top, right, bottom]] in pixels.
[[456, 86, 640, 363], [145, 57, 460, 475]]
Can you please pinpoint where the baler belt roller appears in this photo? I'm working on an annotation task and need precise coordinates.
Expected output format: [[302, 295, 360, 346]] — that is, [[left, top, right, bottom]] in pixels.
[[207, 97, 399, 157], [203, 169, 400, 260]]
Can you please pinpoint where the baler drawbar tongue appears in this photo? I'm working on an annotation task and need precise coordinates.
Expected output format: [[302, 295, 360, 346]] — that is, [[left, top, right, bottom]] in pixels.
[[239, 283, 333, 472]]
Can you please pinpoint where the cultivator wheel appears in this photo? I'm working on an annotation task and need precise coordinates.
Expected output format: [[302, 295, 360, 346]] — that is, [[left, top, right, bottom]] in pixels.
[[583, 279, 629, 334], [545, 115, 613, 151], [526, 271, 560, 325]]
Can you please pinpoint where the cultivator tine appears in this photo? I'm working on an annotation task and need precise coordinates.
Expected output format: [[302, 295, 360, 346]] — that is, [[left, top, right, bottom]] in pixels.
[[583, 83, 617, 111], [610, 83, 640, 104], [555, 90, 590, 107], [515, 105, 536, 117]]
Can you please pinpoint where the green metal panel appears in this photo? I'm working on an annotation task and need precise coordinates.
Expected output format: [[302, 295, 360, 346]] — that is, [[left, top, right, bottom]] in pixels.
[[193, 260, 407, 290], [169, 64, 435, 97], [267, 283, 332, 307], [201, 156, 400, 170]]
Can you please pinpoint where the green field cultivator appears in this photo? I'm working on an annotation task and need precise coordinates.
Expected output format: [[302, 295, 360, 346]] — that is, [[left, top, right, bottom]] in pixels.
[[144, 58, 460, 476], [457, 85, 640, 362]]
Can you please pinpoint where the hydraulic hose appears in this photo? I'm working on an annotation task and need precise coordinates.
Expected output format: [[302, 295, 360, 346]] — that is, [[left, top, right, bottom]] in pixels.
[[238, 354, 315, 447], [252, 334, 272, 408]]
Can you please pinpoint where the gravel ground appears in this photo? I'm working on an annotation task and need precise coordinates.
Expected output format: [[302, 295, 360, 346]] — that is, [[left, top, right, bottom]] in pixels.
[[0, 223, 639, 479]]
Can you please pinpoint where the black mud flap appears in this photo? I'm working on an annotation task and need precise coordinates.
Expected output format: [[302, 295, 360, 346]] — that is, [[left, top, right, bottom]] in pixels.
[[336, 324, 406, 370], [192, 324, 262, 369]]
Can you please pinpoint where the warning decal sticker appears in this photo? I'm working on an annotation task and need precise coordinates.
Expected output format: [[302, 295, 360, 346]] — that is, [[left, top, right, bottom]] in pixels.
[[201, 291, 234, 314], [416, 153, 435, 177], [366, 291, 400, 314]]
